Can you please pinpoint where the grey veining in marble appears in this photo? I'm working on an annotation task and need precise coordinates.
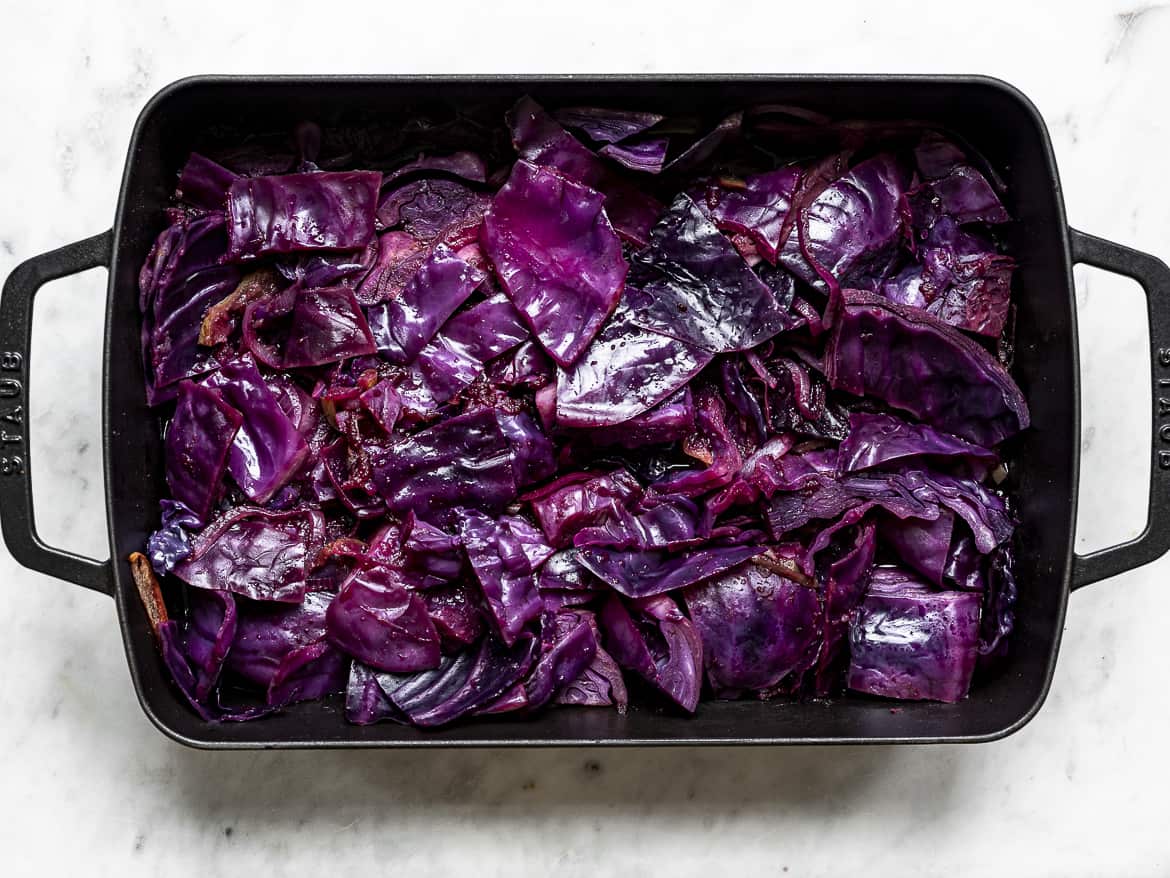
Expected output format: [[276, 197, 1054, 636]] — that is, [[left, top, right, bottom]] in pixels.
[[2, 1, 1169, 875]]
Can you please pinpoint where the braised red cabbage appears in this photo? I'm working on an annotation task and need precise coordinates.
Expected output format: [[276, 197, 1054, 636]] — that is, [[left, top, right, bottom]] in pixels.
[[138, 100, 1027, 728]]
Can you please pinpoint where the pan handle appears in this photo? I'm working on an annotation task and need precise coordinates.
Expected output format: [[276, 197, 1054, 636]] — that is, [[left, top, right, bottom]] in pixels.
[[1070, 228, 1170, 589], [0, 231, 115, 596]]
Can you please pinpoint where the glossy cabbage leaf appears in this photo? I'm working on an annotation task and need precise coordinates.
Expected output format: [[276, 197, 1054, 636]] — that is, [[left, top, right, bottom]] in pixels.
[[598, 593, 702, 712], [164, 380, 242, 526], [825, 289, 1029, 446], [482, 160, 627, 367], [325, 565, 441, 672], [683, 561, 820, 696], [173, 506, 321, 603], [226, 171, 380, 261], [847, 566, 981, 703]]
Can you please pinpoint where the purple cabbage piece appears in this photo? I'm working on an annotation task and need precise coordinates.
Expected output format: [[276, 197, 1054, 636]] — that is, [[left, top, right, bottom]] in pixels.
[[226, 590, 332, 687], [825, 289, 1029, 446], [203, 355, 310, 505], [626, 194, 788, 354], [683, 561, 821, 697], [525, 468, 642, 548], [884, 218, 1014, 337], [146, 500, 201, 574], [599, 138, 670, 174], [325, 565, 441, 672], [555, 610, 628, 711], [536, 549, 596, 592], [141, 214, 241, 405], [482, 160, 628, 367], [344, 662, 404, 725], [555, 298, 713, 428], [553, 107, 665, 143], [371, 409, 518, 527], [508, 95, 661, 245], [385, 151, 487, 185], [524, 610, 599, 710], [156, 620, 271, 722], [423, 582, 486, 649], [164, 381, 243, 527], [413, 292, 531, 404], [880, 510, 955, 585], [664, 112, 742, 173], [173, 506, 320, 603], [460, 510, 544, 646], [376, 178, 489, 246], [359, 379, 403, 434], [184, 589, 238, 702], [226, 171, 380, 261], [847, 567, 981, 703], [573, 494, 702, 551], [650, 389, 743, 498], [780, 153, 910, 292], [812, 522, 877, 695], [176, 152, 238, 210], [368, 243, 485, 363], [578, 543, 765, 599], [496, 411, 557, 488], [400, 512, 464, 588], [754, 352, 850, 441], [267, 640, 349, 706], [277, 286, 377, 369], [355, 230, 428, 306], [709, 166, 802, 262], [276, 239, 379, 289], [598, 593, 702, 712], [838, 412, 997, 474], [486, 340, 554, 390], [980, 545, 1017, 657], [583, 386, 695, 448], [360, 632, 539, 727]]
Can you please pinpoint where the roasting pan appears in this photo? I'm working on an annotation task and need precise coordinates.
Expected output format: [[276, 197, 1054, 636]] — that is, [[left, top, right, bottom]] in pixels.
[[3, 75, 1169, 748]]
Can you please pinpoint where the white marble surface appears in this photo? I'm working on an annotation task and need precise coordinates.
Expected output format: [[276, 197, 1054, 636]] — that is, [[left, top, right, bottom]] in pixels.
[[2, 1, 1168, 874]]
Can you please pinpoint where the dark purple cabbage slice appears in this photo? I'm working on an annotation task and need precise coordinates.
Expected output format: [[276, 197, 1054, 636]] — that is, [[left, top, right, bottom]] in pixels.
[[555, 298, 712, 428], [367, 243, 485, 364], [184, 589, 238, 702], [352, 633, 539, 727], [354, 230, 428, 306], [203, 355, 309, 504], [325, 565, 441, 672], [847, 567, 981, 703], [507, 95, 661, 245], [600, 137, 670, 174], [555, 610, 628, 712], [384, 151, 487, 185], [371, 409, 518, 527], [278, 286, 377, 368], [164, 381, 242, 527], [172, 506, 320, 603], [837, 411, 997, 474], [780, 153, 910, 292], [598, 593, 702, 713], [525, 468, 642, 548], [811, 522, 877, 695], [709, 166, 802, 262], [524, 609, 599, 710], [578, 543, 765, 598], [226, 590, 332, 688], [626, 194, 789, 354], [176, 152, 238, 210], [460, 510, 543, 646], [684, 561, 821, 697], [146, 500, 201, 574], [825, 289, 1029, 446], [553, 107, 665, 143], [884, 218, 1014, 337], [226, 171, 380, 261], [481, 160, 628, 367]]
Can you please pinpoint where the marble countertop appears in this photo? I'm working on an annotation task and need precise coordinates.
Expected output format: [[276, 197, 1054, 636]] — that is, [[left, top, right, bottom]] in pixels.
[[2, 1, 1168, 874]]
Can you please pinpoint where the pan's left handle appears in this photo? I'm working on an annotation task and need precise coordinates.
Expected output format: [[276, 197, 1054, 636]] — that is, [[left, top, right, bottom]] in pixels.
[[0, 231, 115, 596]]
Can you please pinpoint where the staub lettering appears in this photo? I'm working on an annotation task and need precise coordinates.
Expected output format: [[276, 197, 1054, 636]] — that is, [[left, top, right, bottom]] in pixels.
[[0, 351, 22, 477], [1159, 349, 1170, 470]]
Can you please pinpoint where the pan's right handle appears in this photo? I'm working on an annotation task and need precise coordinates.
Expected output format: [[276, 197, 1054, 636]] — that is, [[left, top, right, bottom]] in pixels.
[[0, 231, 115, 596], [1070, 228, 1170, 590]]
